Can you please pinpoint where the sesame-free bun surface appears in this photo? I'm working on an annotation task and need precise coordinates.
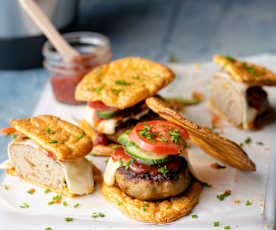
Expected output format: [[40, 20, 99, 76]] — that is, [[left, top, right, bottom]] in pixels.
[[75, 57, 175, 109], [10, 115, 92, 161], [101, 180, 202, 224]]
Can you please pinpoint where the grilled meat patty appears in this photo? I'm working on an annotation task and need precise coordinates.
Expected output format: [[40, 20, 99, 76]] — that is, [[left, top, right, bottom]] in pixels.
[[115, 157, 191, 201]]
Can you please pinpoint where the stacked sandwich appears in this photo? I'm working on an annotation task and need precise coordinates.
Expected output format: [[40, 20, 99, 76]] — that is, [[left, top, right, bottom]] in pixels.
[[1, 115, 95, 197], [210, 55, 276, 129]]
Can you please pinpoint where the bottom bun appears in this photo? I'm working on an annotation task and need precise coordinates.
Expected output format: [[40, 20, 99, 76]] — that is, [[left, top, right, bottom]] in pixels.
[[6, 164, 102, 198], [101, 179, 202, 224]]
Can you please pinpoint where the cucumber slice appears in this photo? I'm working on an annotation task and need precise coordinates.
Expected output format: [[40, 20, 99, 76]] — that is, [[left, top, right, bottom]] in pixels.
[[96, 110, 118, 119], [118, 132, 169, 165]]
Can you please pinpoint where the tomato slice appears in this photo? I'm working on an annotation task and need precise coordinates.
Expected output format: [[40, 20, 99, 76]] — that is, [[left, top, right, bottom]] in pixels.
[[88, 101, 118, 112], [111, 146, 132, 162], [94, 133, 109, 145], [129, 120, 188, 155], [0, 127, 16, 134]]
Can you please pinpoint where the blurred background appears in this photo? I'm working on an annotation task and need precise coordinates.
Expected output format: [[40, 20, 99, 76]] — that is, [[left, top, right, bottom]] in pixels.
[[1, 0, 276, 159]]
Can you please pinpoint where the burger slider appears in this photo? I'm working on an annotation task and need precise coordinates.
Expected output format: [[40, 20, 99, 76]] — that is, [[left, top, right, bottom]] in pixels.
[[75, 57, 175, 145], [0, 115, 95, 197], [210, 55, 276, 129], [101, 97, 255, 224]]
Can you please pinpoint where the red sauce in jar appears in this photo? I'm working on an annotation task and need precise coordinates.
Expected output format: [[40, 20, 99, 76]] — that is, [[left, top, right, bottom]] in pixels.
[[50, 54, 103, 104]]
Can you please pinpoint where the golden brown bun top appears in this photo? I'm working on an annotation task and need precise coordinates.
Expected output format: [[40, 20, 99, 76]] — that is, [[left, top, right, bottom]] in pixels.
[[213, 55, 276, 86], [146, 97, 256, 171], [10, 115, 93, 161], [75, 57, 175, 109]]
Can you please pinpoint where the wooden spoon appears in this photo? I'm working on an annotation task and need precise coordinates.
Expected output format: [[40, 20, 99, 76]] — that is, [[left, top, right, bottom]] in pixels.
[[19, 0, 79, 63]]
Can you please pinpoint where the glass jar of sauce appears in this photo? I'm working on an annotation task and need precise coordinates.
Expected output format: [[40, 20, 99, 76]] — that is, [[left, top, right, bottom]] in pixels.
[[42, 32, 111, 104]]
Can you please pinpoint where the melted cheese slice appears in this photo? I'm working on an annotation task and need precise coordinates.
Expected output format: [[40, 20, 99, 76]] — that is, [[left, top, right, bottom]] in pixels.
[[61, 158, 93, 195], [83, 105, 149, 135], [103, 158, 121, 186], [6, 139, 93, 195]]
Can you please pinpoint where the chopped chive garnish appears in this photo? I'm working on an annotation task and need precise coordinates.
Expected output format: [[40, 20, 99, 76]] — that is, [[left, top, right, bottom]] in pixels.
[[111, 88, 124, 95], [214, 221, 220, 227], [201, 182, 212, 187], [77, 133, 86, 139], [225, 56, 234, 61], [158, 165, 169, 175], [246, 200, 252, 206], [19, 203, 30, 208], [116, 200, 122, 206], [7, 133, 17, 139], [65, 217, 74, 222], [142, 203, 149, 211], [44, 188, 51, 193], [73, 203, 79, 208], [245, 137, 252, 144], [91, 212, 105, 218], [27, 188, 35, 194], [115, 80, 132, 86], [125, 159, 134, 170], [118, 158, 123, 167], [256, 141, 264, 146], [46, 128, 55, 135], [63, 201, 68, 206], [48, 201, 54, 205], [224, 226, 231, 229], [217, 190, 231, 201], [166, 206, 171, 210], [104, 159, 109, 164], [52, 195, 62, 201], [192, 214, 198, 219], [45, 227, 52, 230], [49, 140, 58, 144], [4, 185, 9, 190]]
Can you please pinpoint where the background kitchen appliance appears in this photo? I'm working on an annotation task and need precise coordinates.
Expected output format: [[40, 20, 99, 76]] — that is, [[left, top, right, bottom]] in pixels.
[[0, 0, 78, 70]]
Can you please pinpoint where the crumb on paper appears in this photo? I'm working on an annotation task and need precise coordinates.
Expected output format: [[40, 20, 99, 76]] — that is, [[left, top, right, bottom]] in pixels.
[[264, 224, 270, 229], [210, 162, 226, 169], [264, 147, 270, 151], [192, 91, 204, 102], [259, 200, 264, 207], [234, 200, 240, 204]]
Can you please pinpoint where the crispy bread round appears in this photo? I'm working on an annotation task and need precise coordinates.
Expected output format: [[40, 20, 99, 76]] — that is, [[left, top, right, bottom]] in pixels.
[[10, 115, 93, 161], [146, 97, 256, 171], [75, 57, 175, 109], [6, 164, 102, 197], [213, 55, 276, 86], [101, 180, 202, 224]]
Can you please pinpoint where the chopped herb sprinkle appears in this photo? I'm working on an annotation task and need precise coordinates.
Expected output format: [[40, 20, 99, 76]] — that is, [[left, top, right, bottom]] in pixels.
[[63, 201, 68, 206], [224, 225, 231, 229], [115, 80, 132, 86], [7, 133, 17, 139], [214, 221, 220, 227], [246, 200, 252, 206], [245, 137, 252, 144], [142, 203, 149, 211], [240, 143, 244, 147], [158, 165, 169, 175], [256, 141, 264, 146], [65, 217, 74, 222], [44, 188, 51, 193], [111, 88, 124, 95], [104, 159, 109, 164], [125, 159, 134, 170], [52, 195, 62, 201], [27, 188, 35, 194], [118, 158, 123, 167], [19, 203, 30, 208], [77, 133, 86, 139], [45, 227, 52, 230], [46, 128, 55, 135], [139, 124, 157, 141], [201, 182, 212, 187], [73, 203, 79, 208], [4, 185, 9, 190], [48, 201, 54, 205], [217, 190, 231, 201], [191, 214, 198, 219], [116, 200, 122, 206], [169, 128, 183, 144], [132, 75, 140, 80], [91, 212, 105, 218], [49, 140, 58, 144], [225, 56, 234, 61], [166, 206, 171, 210]]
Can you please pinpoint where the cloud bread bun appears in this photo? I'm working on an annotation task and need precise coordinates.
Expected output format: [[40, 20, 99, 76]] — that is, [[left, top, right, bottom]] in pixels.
[[101, 179, 202, 224], [75, 57, 175, 109], [146, 97, 256, 171], [213, 55, 276, 86], [10, 115, 92, 161]]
